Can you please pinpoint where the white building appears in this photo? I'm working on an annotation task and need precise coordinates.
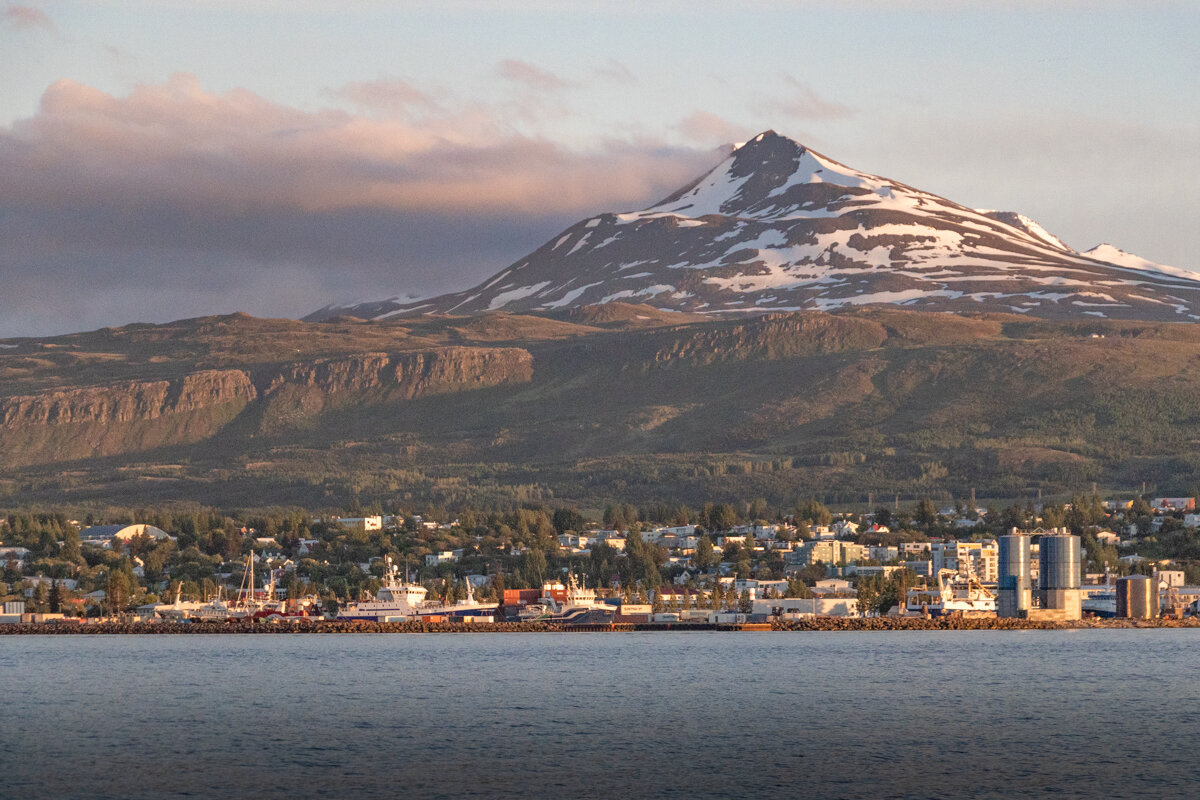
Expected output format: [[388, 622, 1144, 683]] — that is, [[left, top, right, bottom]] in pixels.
[[337, 516, 383, 533], [931, 540, 998, 583], [425, 549, 463, 566], [754, 596, 859, 617]]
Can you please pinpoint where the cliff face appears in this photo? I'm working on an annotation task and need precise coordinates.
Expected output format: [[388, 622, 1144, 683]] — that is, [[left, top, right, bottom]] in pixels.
[[0, 370, 257, 427], [645, 313, 887, 368], [0, 347, 532, 466], [255, 347, 533, 434]]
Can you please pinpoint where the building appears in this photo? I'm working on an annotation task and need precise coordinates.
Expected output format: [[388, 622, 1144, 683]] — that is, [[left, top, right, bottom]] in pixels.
[[790, 539, 869, 567], [752, 596, 859, 617], [869, 545, 899, 562], [424, 550, 463, 566], [79, 524, 171, 547], [337, 516, 383, 533], [931, 540, 998, 583], [0, 546, 31, 567]]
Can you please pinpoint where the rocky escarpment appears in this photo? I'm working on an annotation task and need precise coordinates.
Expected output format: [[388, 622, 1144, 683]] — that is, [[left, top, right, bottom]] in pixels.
[[254, 347, 533, 434], [0, 370, 257, 427], [645, 312, 887, 368], [0, 347, 532, 466]]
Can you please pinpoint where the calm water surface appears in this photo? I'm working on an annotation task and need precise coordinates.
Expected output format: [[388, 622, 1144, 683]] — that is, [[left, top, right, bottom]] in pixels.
[[2, 630, 1198, 799]]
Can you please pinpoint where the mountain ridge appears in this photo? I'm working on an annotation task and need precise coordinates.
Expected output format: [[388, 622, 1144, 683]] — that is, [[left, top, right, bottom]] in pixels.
[[309, 130, 1198, 324]]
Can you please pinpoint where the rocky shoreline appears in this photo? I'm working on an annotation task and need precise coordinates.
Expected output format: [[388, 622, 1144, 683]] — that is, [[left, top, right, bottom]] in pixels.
[[3, 616, 1199, 635]]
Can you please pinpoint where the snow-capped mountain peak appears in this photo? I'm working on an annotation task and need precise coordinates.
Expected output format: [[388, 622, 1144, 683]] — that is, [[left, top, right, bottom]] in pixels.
[[309, 131, 1200, 324]]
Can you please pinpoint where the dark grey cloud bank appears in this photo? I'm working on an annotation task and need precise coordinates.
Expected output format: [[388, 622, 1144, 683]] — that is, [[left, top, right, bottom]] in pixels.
[[0, 74, 716, 337]]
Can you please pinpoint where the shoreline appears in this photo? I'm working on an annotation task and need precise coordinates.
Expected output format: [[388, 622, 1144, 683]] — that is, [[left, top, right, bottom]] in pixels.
[[2, 617, 1198, 635]]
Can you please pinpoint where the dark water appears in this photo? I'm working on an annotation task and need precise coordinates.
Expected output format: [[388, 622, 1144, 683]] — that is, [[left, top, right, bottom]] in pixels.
[[2, 630, 1198, 799]]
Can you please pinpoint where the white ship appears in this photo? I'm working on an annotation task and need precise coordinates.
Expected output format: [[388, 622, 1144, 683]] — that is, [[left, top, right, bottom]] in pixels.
[[337, 557, 497, 621], [337, 556, 429, 621], [906, 569, 996, 617]]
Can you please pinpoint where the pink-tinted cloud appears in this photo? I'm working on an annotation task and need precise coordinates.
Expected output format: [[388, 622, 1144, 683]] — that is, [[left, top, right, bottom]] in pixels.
[[2, 74, 711, 218], [0, 75, 720, 336], [495, 59, 572, 91], [676, 111, 753, 147], [761, 76, 854, 121], [328, 76, 441, 116], [3, 5, 56, 33]]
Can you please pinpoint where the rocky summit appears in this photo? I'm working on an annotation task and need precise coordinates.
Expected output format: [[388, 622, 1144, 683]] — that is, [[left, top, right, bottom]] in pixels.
[[311, 130, 1200, 323]]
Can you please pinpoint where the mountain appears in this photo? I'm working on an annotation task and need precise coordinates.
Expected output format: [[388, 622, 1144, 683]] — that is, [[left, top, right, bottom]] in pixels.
[[310, 130, 1199, 323]]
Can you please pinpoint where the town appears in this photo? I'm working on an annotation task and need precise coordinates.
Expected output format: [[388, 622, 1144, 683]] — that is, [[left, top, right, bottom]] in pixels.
[[3, 494, 1199, 628]]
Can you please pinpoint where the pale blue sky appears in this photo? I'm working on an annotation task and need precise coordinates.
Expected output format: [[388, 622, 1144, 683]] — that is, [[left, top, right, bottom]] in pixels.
[[1, 1, 1197, 336]]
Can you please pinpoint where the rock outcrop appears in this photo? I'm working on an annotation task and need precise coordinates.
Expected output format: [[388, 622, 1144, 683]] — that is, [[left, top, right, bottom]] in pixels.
[[0, 347, 532, 466]]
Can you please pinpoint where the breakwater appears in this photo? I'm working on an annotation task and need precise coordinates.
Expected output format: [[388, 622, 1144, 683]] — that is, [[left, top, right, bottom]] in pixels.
[[3, 616, 1199, 634]]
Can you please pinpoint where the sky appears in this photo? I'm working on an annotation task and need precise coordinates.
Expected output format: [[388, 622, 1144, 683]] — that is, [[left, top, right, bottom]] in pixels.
[[1, 0, 1197, 337]]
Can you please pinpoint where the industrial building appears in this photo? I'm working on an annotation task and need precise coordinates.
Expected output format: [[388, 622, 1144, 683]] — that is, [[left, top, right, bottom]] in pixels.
[[996, 528, 1082, 621]]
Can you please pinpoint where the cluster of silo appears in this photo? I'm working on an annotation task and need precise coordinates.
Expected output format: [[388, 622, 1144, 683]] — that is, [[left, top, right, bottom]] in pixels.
[[998, 529, 1081, 620], [1116, 575, 1159, 619]]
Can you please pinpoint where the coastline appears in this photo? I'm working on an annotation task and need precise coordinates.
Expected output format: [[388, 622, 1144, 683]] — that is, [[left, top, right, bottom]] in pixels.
[[3, 616, 1198, 635]]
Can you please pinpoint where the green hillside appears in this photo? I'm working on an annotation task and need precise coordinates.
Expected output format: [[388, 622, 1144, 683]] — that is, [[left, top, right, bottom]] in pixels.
[[3, 306, 1200, 510]]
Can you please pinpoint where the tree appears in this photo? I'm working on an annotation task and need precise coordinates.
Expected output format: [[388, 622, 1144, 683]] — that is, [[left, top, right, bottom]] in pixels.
[[105, 567, 134, 617], [61, 528, 83, 566], [48, 579, 62, 613], [3, 556, 20, 585], [738, 589, 753, 614], [873, 507, 893, 529], [913, 498, 938, 529], [785, 576, 812, 599], [694, 536, 716, 571], [521, 548, 547, 587], [735, 557, 752, 579], [708, 504, 738, 532], [552, 508, 586, 536], [795, 499, 833, 527]]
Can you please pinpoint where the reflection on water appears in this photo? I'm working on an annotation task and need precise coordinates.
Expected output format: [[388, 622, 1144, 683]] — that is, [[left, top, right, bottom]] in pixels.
[[2, 630, 1199, 799]]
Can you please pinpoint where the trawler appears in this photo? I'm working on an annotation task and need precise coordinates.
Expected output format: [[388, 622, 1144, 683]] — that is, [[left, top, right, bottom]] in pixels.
[[906, 569, 996, 617], [337, 556, 497, 621], [517, 575, 612, 622], [336, 556, 428, 621]]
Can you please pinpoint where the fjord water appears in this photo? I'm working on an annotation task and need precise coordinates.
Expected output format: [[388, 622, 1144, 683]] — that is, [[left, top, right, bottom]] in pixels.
[[3, 631, 1198, 799]]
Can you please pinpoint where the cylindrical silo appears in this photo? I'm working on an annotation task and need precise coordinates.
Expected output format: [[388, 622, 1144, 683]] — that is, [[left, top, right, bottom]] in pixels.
[[997, 534, 1032, 618], [1116, 575, 1158, 619], [1039, 534, 1082, 619], [1039, 534, 1081, 590]]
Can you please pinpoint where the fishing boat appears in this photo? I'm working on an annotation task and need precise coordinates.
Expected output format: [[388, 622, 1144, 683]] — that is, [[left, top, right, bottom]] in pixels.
[[336, 556, 499, 621], [336, 556, 429, 621], [906, 569, 996, 617], [517, 575, 612, 622]]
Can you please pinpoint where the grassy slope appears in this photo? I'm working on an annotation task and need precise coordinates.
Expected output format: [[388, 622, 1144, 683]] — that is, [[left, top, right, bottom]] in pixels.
[[5, 306, 1200, 509]]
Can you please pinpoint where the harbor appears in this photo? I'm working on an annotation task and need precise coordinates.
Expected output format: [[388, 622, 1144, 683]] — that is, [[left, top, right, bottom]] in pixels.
[[3, 614, 1198, 635]]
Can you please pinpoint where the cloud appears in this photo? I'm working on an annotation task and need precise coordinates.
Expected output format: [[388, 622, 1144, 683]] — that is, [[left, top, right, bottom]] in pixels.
[[495, 59, 572, 91], [0, 74, 718, 336], [759, 75, 854, 121], [595, 58, 637, 85], [676, 112, 754, 147], [328, 76, 441, 116], [2, 5, 56, 33]]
